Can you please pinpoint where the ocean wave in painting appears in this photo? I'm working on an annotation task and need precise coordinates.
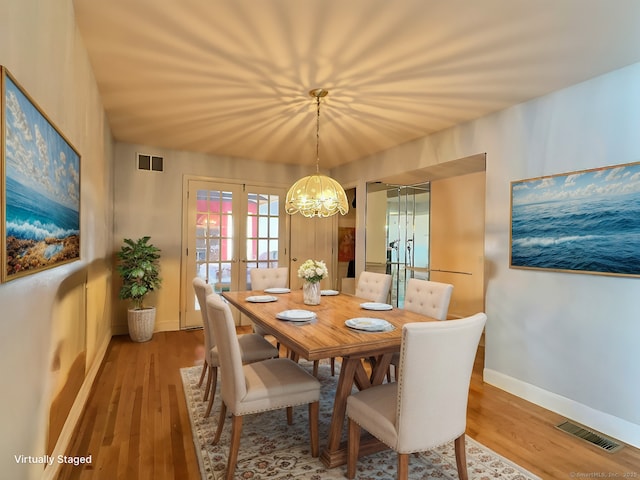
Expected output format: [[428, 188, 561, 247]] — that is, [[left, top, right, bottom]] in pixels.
[[511, 193, 640, 274], [5, 176, 79, 275]]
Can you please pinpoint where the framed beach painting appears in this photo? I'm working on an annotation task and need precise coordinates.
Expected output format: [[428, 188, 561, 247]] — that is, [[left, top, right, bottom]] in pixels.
[[1, 67, 80, 282], [510, 161, 640, 277]]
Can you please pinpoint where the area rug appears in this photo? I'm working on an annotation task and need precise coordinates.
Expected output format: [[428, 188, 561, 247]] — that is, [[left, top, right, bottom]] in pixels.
[[181, 362, 540, 480]]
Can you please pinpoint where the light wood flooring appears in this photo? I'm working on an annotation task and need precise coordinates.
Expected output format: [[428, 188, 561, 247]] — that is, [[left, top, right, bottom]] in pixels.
[[57, 329, 640, 479]]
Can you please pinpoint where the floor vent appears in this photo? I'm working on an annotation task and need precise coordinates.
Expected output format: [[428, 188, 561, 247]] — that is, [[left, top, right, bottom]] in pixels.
[[556, 421, 623, 453]]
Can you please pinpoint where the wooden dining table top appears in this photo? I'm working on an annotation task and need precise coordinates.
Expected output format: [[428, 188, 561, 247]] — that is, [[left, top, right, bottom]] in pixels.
[[222, 289, 438, 362]]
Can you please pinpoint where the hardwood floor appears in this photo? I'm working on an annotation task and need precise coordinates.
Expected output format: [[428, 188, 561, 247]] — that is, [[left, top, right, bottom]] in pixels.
[[58, 329, 640, 479]]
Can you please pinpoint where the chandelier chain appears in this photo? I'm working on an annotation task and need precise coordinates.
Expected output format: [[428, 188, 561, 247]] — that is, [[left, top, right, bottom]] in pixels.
[[315, 94, 320, 173]]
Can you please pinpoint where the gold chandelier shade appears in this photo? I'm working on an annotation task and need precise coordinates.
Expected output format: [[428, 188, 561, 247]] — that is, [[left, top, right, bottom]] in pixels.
[[286, 88, 349, 218], [285, 173, 349, 218]]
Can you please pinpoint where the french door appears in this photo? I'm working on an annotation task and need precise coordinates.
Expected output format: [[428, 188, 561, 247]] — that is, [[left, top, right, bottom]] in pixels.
[[181, 178, 288, 328]]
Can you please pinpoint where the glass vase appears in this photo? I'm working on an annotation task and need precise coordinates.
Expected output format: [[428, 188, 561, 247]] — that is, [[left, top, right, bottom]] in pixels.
[[303, 281, 321, 305]]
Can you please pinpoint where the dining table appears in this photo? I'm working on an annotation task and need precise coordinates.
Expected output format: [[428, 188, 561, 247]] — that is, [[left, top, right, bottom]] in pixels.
[[222, 288, 438, 468]]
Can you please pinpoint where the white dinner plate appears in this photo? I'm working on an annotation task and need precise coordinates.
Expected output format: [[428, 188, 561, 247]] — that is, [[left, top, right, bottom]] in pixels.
[[345, 318, 393, 332], [360, 302, 393, 311], [246, 295, 278, 303], [276, 309, 317, 322], [264, 287, 291, 294], [321, 289, 339, 296]]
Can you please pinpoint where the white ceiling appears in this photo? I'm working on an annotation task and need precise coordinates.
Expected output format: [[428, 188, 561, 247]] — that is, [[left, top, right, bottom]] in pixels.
[[73, 0, 640, 169]]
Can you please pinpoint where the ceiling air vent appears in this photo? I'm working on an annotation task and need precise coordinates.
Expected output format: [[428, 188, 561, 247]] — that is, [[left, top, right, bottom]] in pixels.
[[556, 420, 623, 453], [137, 153, 164, 172]]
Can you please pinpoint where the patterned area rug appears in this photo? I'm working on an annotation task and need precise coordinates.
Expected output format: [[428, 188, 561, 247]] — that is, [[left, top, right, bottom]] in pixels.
[[181, 362, 540, 480]]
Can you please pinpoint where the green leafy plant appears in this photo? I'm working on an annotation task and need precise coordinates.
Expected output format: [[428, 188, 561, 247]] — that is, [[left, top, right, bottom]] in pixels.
[[117, 236, 162, 310]]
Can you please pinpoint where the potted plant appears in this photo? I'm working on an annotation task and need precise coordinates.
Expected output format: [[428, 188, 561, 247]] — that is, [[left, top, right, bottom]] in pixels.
[[117, 236, 162, 342]]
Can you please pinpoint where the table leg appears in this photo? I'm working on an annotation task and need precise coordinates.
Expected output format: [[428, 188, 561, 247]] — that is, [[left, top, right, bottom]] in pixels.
[[320, 356, 359, 467]]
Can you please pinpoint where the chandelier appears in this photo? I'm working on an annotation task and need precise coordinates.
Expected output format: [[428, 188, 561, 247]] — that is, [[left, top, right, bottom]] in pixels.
[[285, 89, 349, 218]]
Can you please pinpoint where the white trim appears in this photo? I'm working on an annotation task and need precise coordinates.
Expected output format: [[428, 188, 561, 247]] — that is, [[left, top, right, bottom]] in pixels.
[[42, 333, 111, 480], [484, 368, 640, 449]]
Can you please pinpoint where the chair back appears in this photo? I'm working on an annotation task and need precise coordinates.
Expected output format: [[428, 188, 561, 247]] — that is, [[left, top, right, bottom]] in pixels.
[[355, 271, 392, 303], [206, 294, 248, 410], [250, 267, 289, 290], [193, 277, 217, 351], [395, 313, 486, 452], [403, 278, 453, 320]]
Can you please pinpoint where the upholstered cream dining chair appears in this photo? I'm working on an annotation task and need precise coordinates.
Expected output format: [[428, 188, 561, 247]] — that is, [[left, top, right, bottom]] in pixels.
[[346, 313, 487, 480], [249, 266, 289, 291], [248, 267, 288, 350], [192, 278, 278, 417], [387, 278, 454, 381], [403, 278, 454, 319], [355, 271, 392, 303], [206, 294, 321, 480]]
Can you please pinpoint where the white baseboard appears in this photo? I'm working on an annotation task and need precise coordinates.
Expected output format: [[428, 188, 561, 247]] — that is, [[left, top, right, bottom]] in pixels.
[[42, 333, 111, 480], [484, 368, 640, 449], [111, 319, 178, 336]]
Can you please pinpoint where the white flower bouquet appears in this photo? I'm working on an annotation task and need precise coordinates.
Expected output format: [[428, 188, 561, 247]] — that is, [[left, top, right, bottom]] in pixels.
[[297, 259, 328, 284]]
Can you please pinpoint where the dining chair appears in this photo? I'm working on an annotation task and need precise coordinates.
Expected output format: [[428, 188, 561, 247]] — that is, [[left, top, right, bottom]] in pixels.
[[386, 278, 454, 381], [249, 266, 289, 290], [206, 294, 321, 480], [355, 271, 392, 303], [403, 278, 454, 319], [248, 267, 288, 351], [346, 313, 487, 480], [192, 277, 278, 417]]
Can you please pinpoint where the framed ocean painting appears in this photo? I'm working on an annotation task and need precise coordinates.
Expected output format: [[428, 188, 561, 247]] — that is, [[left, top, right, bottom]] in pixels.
[[1, 67, 80, 282], [510, 161, 640, 277]]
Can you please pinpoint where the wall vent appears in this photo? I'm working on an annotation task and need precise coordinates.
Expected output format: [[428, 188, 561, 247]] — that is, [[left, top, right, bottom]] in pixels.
[[555, 421, 623, 453], [137, 153, 164, 172]]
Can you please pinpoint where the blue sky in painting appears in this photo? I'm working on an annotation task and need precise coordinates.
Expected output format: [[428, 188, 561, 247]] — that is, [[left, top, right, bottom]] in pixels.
[[4, 75, 80, 212], [512, 163, 640, 206]]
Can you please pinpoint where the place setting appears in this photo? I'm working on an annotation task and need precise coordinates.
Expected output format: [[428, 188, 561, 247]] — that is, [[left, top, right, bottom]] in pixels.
[[264, 287, 291, 294], [360, 302, 393, 311], [345, 317, 394, 332], [245, 295, 278, 303], [320, 289, 339, 296], [276, 309, 317, 323]]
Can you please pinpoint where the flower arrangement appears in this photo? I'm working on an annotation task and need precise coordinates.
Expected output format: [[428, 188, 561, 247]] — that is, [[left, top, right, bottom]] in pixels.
[[297, 259, 328, 284]]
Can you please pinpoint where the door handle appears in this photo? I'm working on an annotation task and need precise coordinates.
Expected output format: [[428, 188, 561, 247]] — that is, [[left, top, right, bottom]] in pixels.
[[292, 257, 298, 262]]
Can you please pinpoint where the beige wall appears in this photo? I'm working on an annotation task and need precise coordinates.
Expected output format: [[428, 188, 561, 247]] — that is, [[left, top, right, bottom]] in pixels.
[[430, 171, 485, 318], [0, 1, 115, 478], [112, 142, 312, 333], [334, 63, 640, 448]]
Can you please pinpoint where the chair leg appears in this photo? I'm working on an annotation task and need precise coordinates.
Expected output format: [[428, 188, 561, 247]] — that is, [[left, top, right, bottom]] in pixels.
[[313, 360, 319, 377], [308, 401, 319, 457], [454, 434, 468, 480], [212, 401, 227, 445], [286, 406, 293, 425], [203, 364, 213, 401], [397, 453, 409, 480], [330, 357, 336, 376], [225, 415, 243, 480], [204, 366, 218, 417], [197, 359, 208, 387], [347, 418, 360, 479]]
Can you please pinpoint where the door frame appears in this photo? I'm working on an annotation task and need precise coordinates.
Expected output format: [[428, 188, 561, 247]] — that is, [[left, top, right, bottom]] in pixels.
[[179, 174, 291, 329]]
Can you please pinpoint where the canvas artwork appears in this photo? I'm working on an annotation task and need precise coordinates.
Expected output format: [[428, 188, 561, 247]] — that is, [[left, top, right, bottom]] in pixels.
[[1, 67, 80, 281], [510, 161, 640, 277]]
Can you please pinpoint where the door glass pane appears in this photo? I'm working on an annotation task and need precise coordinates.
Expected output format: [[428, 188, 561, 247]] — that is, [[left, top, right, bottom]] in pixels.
[[196, 189, 234, 293], [246, 191, 281, 287]]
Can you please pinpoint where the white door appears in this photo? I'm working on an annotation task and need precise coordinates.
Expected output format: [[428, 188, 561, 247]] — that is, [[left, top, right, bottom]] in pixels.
[[181, 179, 287, 328]]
